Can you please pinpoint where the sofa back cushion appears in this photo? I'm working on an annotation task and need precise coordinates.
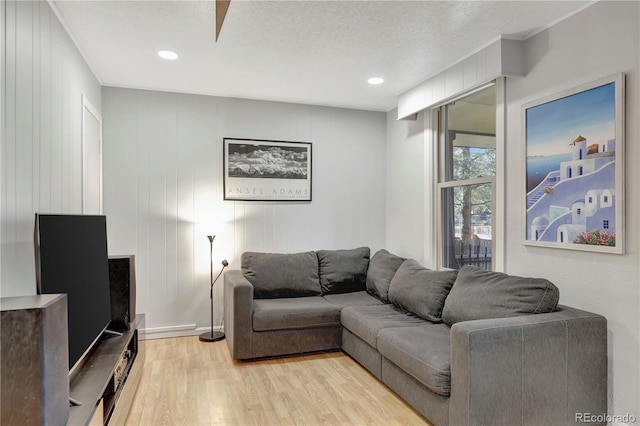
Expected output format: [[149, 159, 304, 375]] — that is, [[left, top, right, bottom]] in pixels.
[[317, 247, 370, 294], [442, 265, 560, 325], [366, 249, 406, 302], [241, 251, 320, 298], [388, 259, 458, 323]]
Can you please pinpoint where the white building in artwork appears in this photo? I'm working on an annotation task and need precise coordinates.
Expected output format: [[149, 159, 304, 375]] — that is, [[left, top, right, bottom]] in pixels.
[[559, 135, 614, 180], [571, 200, 586, 224], [557, 223, 585, 244], [585, 189, 615, 216], [527, 135, 616, 244], [530, 216, 550, 241]]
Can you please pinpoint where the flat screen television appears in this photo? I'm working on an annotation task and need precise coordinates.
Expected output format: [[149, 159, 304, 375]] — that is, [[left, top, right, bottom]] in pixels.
[[34, 214, 112, 375]]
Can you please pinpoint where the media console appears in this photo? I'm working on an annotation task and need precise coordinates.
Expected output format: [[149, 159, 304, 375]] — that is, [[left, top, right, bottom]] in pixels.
[[69, 314, 145, 425], [1, 297, 144, 425], [1, 294, 70, 425]]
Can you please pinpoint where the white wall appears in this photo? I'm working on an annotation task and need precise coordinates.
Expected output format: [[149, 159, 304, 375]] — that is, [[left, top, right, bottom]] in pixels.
[[386, 110, 431, 266], [505, 2, 639, 419], [1, 0, 102, 297], [102, 87, 387, 336], [387, 1, 639, 419]]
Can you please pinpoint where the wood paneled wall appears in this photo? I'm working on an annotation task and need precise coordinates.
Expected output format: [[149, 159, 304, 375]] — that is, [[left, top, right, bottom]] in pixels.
[[102, 87, 387, 335], [1, 1, 102, 297]]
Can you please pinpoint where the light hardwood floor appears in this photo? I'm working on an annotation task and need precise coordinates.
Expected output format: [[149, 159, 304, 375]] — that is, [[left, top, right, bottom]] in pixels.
[[125, 336, 431, 426]]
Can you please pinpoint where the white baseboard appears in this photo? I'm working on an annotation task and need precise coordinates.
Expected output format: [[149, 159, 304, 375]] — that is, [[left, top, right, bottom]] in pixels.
[[139, 324, 224, 340]]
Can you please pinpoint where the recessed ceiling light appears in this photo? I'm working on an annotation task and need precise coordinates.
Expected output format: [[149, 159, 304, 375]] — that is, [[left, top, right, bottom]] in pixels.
[[158, 50, 178, 60], [368, 77, 384, 85]]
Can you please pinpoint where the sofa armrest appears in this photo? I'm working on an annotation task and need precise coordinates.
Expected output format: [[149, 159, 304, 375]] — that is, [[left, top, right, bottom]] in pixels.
[[223, 270, 254, 360], [449, 305, 607, 426]]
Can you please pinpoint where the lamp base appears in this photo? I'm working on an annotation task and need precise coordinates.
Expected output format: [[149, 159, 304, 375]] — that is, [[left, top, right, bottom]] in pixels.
[[198, 330, 225, 342]]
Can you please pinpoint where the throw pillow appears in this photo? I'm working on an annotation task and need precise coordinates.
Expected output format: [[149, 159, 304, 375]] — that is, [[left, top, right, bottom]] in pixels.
[[388, 259, 458, 323], [442, 265, 560, 326], [317, 247, 370, 294], [366, 249, 406, 302], [241, 251, 320, 298]]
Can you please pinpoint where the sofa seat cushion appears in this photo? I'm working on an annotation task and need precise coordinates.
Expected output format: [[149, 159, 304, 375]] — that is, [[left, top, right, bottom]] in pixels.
[[323, 291, 384, 309], [341, 304, 426, 348], [378, 324, 452, 397], [252, 296, 341, 332]]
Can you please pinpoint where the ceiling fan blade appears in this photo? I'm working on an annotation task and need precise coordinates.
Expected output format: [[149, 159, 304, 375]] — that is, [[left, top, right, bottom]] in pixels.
[[216, 0, 231, 41]]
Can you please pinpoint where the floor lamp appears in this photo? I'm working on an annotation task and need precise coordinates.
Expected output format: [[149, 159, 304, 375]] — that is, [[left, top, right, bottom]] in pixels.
[[199, 235, 228, 342]]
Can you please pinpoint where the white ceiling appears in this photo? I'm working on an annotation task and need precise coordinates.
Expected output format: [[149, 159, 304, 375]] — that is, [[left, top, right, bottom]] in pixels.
[[52, 0, 592, 112]]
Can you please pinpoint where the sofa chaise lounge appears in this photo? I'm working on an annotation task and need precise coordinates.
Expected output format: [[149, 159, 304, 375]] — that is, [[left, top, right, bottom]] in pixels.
[[223, 247, 607, 426]]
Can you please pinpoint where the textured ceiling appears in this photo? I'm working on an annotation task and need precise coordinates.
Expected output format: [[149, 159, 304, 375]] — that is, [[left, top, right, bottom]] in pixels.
[[52, 0, 592, 112]]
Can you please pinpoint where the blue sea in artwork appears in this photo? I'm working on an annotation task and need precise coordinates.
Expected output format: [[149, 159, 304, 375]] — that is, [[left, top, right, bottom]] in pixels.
[[527, 152, 572, 193]]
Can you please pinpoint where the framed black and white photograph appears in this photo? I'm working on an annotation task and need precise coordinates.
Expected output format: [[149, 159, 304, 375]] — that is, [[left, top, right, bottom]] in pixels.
[[523, 73, 625, 253], [223, 138, 312, 201]]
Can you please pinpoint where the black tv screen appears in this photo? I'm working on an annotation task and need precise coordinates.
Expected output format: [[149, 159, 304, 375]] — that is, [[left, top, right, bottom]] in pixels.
[[35, 214, 112, 372]]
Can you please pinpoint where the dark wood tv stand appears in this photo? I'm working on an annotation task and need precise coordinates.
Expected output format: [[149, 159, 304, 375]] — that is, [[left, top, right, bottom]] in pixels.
[[69, 314, 145, 425]]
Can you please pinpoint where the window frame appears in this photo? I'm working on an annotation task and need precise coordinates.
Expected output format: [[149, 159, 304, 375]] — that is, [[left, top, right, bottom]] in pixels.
[[433, 79, 505, 271]]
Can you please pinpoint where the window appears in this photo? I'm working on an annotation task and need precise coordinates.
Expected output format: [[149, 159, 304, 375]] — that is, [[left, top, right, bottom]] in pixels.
[[603, 220, 609, 229], [437, 84, 496, 270]]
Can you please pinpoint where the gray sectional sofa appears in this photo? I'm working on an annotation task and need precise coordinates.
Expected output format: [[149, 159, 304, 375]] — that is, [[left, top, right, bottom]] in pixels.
[[224, 247, 607, 426]]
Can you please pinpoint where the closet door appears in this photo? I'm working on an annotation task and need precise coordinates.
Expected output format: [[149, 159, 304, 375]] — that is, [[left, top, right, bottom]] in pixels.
[[82, 95, 103, 214]]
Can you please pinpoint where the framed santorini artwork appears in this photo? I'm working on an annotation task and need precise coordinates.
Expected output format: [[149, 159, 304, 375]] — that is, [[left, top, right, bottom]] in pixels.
[[223, 138, 312, 201], [523, 74, 625, 254]]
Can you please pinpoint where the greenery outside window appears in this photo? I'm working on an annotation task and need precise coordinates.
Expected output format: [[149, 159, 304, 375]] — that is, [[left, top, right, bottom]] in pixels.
[[437, 84, 496, 270]]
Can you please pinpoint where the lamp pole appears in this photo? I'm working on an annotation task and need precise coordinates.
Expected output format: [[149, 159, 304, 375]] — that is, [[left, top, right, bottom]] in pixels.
[[199, 235, 227, 342]]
